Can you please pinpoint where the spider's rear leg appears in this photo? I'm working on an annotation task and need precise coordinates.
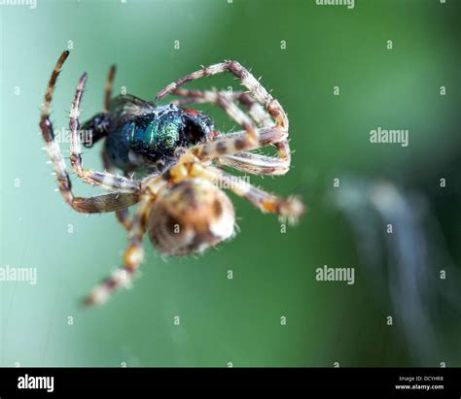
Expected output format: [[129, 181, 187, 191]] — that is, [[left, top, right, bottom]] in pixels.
[[83, 193, 158, 307], [156, 60, 291, 173], [83, 174, 170, 306]]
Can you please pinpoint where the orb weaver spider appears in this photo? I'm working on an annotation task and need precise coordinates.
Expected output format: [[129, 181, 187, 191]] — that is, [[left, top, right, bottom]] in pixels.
[[39, 51, 304, 306]]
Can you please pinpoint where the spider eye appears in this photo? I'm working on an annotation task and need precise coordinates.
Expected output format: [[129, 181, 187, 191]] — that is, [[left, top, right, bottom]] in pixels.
[[147, 179, 235, 256]]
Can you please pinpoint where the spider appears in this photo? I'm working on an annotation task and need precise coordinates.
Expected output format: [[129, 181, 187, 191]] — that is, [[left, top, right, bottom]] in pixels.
[[39, 51, 305, 306]]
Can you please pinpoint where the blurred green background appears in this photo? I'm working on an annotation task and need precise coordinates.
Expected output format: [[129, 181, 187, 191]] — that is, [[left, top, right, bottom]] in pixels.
[[1, 0, 460, 367]]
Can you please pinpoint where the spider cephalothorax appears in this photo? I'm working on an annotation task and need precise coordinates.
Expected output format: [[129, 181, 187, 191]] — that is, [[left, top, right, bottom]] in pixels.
[[39, 50, 304, 306]]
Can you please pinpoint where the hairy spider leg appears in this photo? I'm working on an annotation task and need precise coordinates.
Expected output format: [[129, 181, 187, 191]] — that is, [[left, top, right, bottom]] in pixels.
[[68, 73, 140, 192], [104, 64, 116, 112], [196, 165, 304, 224], [39, 51, 140, 213], [156, 60, 288, 129], [170, 88, 290, 175], [83, 178, 167, 306], [156, 60, 290, 164], [83, 196, 151, 306]]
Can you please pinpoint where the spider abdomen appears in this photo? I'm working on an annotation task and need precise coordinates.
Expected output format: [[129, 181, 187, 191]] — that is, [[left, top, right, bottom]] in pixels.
[[147, 179, 235, 256]]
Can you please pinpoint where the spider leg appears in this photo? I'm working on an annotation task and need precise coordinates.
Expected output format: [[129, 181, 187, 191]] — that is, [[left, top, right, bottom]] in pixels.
[[170, 88, 290, 174], [102, 151, 133, 230], [191, 165, 305, 225], [165, 126, 289, 185], [172, 89, 273, 128], [214, 126, 287, 146], [220, 91, 290, 175], [83, 173, 169, 306], [229, 90, 292, 173], [216, 152, 289, 176], [72, 192, 139, 213], [233, 91, 273, 127], [68, 73, 140, 192], [156, 60, 288, 129], [158, 59, 292, 169], [157, 61, 276, 153], [169, 90, 271, 161], [104, 64, 116, 112], [214, 125, 289, 175], [39, 51, 138, 212], [82, 195, 153, 306]]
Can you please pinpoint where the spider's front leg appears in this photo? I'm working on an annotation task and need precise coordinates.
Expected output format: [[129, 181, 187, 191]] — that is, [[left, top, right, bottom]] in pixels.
[[157, 60, 283, 155], [170, 88, 291, 175], [68, 73, 140, 192], [194, 165, 305, 225], [39, 51, 140, 213], [172, 88, 273, 128], [157, 61, 292, 174], [156, 60, 288, 129], [158, 60, 292, 173]]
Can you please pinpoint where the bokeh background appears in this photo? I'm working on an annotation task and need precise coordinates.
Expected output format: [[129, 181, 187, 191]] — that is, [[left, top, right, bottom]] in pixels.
[[1, 0, 460, 367]]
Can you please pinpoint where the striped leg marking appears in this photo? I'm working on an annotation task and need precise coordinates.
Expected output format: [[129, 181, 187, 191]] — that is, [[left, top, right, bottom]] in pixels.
[[170, 88, 291, 175], [83, 197, 152, 307], [156, 60, 288, 129], [72, 192, 139, 213], [199, 166, 305, 225], [68, 73, 140, 193], [102, 152, 133, 230], [40, 51, 139, 212]]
